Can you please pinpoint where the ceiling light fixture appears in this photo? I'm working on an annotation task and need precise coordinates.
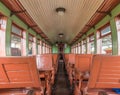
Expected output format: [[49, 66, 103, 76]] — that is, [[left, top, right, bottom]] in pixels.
[[59, 33, 64, 38], [56, 7, 66, 16]]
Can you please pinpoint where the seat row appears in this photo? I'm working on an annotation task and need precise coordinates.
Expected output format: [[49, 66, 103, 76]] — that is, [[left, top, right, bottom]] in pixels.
[[64, 54, 120, 95], [0, 54, 58, 95]]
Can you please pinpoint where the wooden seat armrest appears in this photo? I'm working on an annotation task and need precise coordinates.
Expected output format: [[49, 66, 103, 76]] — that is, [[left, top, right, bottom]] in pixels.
[[75, 69, 84, 79]]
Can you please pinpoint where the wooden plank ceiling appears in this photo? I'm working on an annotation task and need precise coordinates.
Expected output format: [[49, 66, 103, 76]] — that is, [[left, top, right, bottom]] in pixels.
[[1, 0, 120, 44]]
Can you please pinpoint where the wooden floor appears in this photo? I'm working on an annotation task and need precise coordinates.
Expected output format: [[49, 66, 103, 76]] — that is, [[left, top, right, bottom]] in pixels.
[[52, 60, 72, 95]]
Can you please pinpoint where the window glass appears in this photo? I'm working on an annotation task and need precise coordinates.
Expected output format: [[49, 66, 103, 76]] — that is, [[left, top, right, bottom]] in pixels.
[[101, 35, 112, 54], [89, 35, 95, 54], [37, 39, 40, 54], [0, 17, 7, 56], [101, 26, 111, 36], [115, 17, 120, 55], [82, 40, 86, 54], [82, 44, 86, 54], [12, 25, 22, 36], [28, 35, 33, 55], [29, 35, 33, 42], [89, 35, 94, 42], [90, 41, 94, 54], [11, 25, 22, 56]]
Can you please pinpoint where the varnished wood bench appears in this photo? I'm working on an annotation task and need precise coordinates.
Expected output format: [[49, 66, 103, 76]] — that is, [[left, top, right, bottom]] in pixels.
[[67, 54, 76, 86], [52, 54, 58, 84], [81, 55, 120, 95], [64, 54, 69, 69], [0, 56, 43, 95], [36, 54, 54, 95], [74, 54, 94, 95], [52, 54, 58, 74]]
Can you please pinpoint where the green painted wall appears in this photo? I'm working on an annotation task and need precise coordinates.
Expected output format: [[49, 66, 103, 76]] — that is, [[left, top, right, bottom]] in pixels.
[[110, 18, 118, 55], [64, 44, 71, 53], [52, 44, 71, 53], [5, 19, 12, 56], [52, 45, 58, 53]]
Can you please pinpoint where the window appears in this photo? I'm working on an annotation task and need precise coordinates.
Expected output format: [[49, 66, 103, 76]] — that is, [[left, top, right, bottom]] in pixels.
[[89, 35, 94, 42], [40, 40, 42, 54], [46, 44, 48, 53], [100, 26, 111, 36], [73, 46, 76, 54], [12, 25, 22, 35], [28, 34, 33, 55], [78, 42, 81, 54], [89, 34, 95, 54], [37, 39, 40, 54], [82, 39, 87, 54], [0, 16, 7, 56], [11, 25, 23, 56], [75, 44, 78, 54], [43, 42, 45, 54], [97, 24, 112, 54], [115, 16, 120, 55], [101, 35, 112, 54]]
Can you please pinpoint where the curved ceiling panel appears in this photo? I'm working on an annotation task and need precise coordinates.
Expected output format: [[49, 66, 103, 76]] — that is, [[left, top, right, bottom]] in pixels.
[[19, 0, 104, 44]]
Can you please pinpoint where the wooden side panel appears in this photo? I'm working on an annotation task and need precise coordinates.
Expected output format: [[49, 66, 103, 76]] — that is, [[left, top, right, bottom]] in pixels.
[[88, 55, 102, 88], [75, 54, 93, 72], [0, 65, 9, 82], [64, 54, 69, 63], [36, 54, 53, 70], [68, 54, 76, 64], [0, 56, 41, 89], [4, 63, 32, 82], [89, 55, 120, 88], [52, 54, 58, 65]]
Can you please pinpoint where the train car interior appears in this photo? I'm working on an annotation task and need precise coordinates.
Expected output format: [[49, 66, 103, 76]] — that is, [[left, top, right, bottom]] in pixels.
[[0, 0, 120, 95]]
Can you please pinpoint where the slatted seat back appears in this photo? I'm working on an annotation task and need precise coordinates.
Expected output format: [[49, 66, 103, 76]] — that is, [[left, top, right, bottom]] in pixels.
[[0, 56, 41, 89], [36, 54, 53, 70], [75, 54, 93, 72], [88, 55, 120, 88], [52, 54, 58, 65], [68, 54, 76, 65]]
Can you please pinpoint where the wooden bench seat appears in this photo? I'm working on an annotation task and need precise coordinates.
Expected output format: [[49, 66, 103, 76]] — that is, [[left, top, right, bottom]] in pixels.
[[74, 54, 94, 95], [67, 54, 76, 86], [81, 55, 120, 95], [36, 54, 54, 95], [64, 54, 69, 69], [52, 54, 58, 73], [52, 54, 58, 84], [0, 56, 43, 95]]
